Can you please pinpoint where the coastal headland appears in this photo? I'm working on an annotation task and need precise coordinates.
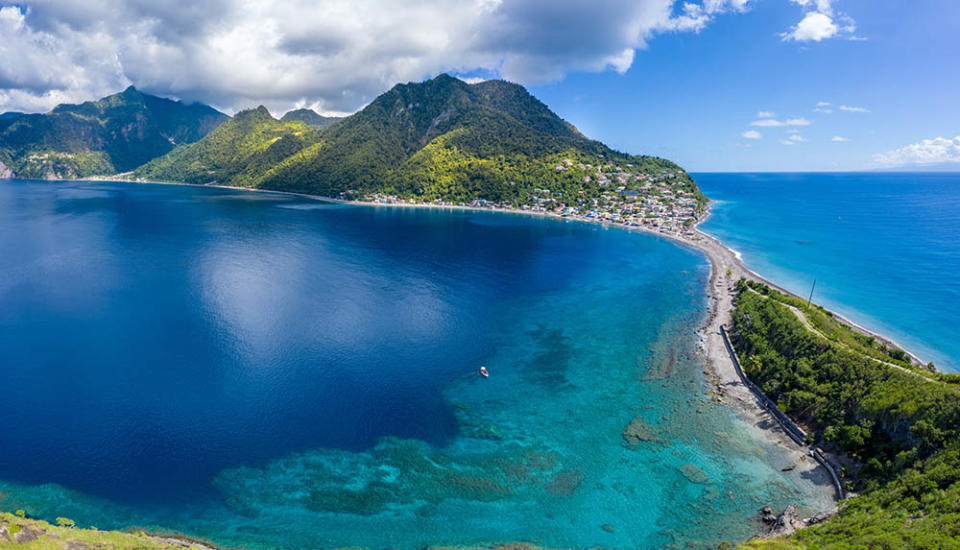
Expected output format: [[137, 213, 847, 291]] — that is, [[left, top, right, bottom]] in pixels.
[[7, 176, 953, 547], [102, 178, 875, 507]]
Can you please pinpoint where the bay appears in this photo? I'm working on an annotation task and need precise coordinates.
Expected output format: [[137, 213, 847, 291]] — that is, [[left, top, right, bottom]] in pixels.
[[0, 179, 832, 548]]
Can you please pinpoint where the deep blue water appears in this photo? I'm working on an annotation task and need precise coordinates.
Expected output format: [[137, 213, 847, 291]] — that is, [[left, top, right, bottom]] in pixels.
[[0, 179, 832, 549], [696, 172, 960, 372]]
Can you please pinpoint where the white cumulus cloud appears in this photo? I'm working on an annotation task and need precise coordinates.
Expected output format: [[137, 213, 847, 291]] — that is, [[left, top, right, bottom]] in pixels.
[[741, 130, 762, 139], [757, 111, 775, 118], [831, 136, 850, 142], [750, 117, 811, 127], [0, 0, 757, 114], [782, 0, 857, 42], [784, 12, 837, 41], [839, 105, 870, 113], [873, 136, 960, 167]]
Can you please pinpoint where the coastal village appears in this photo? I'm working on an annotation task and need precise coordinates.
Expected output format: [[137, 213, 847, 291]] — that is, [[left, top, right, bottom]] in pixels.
[[349, 157, 704, 236]]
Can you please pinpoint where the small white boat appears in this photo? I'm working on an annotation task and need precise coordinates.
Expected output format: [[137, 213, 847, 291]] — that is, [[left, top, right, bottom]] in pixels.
[[479, 366, 489, 378]]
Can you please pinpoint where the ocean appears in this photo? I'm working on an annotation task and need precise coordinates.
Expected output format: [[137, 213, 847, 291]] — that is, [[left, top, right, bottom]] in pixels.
[[695, 172, 960, 372], [0, 179, 832, 549]]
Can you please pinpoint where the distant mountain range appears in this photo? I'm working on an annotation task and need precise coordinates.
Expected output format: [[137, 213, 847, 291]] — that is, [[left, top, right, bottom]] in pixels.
[[0, 86, 227, 179], [1, 75, 699, 205]]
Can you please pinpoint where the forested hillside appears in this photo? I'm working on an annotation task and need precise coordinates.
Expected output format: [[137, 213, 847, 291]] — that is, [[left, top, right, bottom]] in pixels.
[[135, 107, 320, 187], [0, 87, 226, 179], [731, 281, 960, 549], [135, 75, 704, 208], [280, 109, 343, 129]]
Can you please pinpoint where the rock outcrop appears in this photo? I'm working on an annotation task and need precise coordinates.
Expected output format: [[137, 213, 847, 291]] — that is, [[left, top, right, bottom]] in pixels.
[[759, 504, 803, 538], [0, 160, 13, 179]]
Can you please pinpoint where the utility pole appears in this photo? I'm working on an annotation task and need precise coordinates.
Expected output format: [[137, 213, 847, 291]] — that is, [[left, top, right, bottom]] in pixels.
[[807, 278, 817, 308]]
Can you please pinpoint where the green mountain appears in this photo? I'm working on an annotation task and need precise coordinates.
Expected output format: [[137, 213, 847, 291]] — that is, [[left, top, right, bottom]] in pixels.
[[280, 108, 343, 129], [136, 75, 702, 207], [135, 106, 319, 187], [0, 87, 226, 179]]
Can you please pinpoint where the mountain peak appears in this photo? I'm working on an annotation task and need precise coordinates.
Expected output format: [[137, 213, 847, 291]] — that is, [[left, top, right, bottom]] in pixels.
[[284, 108, 317, 116], [131, 75, 693, 209], [1, 87, 227, 177], [234, 106, 275, 121], [280, 108, 342, 129], [432, 73, 460, 83]]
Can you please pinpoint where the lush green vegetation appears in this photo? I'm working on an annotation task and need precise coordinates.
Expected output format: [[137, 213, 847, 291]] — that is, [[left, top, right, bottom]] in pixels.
[[0, 512, 214, 549], [136, 75, 706, 207], [279, 108, 343, 129], [730, 280, 960, 548], [4, 76, 707, 209], [0, 87, 226, 179], [134, 106, 320, 186]]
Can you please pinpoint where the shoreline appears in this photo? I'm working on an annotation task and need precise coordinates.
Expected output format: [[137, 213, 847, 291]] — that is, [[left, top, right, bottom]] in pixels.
[[84, 175, 928, 369], [72, 175, 919, 531]]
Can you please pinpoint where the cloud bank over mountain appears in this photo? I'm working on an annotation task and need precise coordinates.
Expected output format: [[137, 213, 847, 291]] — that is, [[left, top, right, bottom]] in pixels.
[[0, 0, 844, 114]]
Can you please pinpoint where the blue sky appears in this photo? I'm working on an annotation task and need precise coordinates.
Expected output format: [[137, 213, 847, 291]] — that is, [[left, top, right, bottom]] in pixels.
[[1, 0, 957, 171], [526, 1, 960, 171]]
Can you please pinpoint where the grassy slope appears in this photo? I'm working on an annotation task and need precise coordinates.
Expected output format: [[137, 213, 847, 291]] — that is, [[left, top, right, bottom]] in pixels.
[[730, 281, 960, 549], [0, 512, 216, 549]]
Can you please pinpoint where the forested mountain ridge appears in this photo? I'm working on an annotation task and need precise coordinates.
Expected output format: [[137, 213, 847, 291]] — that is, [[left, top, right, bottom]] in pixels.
[[0, 87, 226, 179], [280, 108, 343, 129], [134, 106, 321, 188], [134, 74, 704, 209]]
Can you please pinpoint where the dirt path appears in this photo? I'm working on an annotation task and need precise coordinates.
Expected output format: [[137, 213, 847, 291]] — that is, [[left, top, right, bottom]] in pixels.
[[779, 301, 946, 385]]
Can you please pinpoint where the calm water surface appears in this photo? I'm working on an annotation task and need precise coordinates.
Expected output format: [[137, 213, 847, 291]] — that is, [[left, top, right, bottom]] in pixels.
[[696, 172, 960, 372], [0, 179, 832, 548]]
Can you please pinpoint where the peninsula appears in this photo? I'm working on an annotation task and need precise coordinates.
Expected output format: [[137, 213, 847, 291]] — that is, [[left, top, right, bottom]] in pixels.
[[1, 76, 958, 549]]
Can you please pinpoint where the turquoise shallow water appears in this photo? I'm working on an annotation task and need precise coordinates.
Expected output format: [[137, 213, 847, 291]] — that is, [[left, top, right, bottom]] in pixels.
[[0, 179, 833, 548], [696, 172, 960, 372]]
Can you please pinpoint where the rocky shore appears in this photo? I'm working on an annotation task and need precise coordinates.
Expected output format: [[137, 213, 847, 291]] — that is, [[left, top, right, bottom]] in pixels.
[[0, 512, 219, 549]]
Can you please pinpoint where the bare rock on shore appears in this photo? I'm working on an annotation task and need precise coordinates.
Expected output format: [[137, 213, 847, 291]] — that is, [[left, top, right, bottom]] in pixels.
[[806, 511, 833, 525], [0, 161, 14, 179], [760, 505, 776, 525], [12, 524, 44, 544], [759, 504, 803, 538]]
